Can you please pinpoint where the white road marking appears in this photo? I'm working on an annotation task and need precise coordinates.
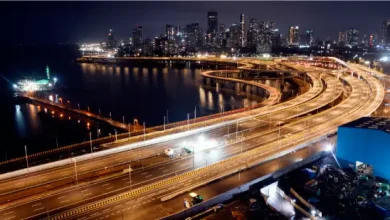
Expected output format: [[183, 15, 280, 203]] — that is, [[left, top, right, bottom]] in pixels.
[[32, 203, 42, 207], [57, 196, 66, 200], [60, 200, 69, 204], [3, 211, 14, 215], [34, 207, 45, 212]]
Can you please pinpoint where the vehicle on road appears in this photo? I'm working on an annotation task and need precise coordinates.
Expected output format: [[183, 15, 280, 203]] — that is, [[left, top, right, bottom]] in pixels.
[[189, 192, 203, 205], [165, 148, 174, 158]]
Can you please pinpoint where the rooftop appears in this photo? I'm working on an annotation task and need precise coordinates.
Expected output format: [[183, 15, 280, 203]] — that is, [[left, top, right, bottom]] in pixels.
[[341, 117, 390, 133]]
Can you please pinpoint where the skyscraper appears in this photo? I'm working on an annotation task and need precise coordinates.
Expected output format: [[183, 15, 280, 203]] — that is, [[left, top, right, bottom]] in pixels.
[[166, 24, 175, 41], [184, 23, 203, 49], [132, 26, 143, 48], [108, 29, 114, 48], [338, 32, 346, 45], [240, 14, 246, 47], [346, 28, 359, 47], [207, 11, 218, 47], [247, 18, 258, 47], [383, 20, 390, 45], [288, 26, 300, 46], [258, 21, 274, 52], [305, 29, 314, 46]]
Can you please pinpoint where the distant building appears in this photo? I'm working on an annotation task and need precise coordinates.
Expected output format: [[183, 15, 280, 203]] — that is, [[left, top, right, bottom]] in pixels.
[[207, 11, 218, 47], [228, 23, 241, 49], [338, 31, 346, 45], [166, 24, 175, 41], [184, 23, 203, 50], [246, 18, 258, 47], [271, 29, 282, 47], [240, 14, 246, 47], [132, 26, 143, 49], [304, 29, 314, 46], [346, 28, 359, 47], [257, 21, 274, 52], [107, 29, 115, 48], [288, 26, 300, 46], [383, 20, 390, 46]]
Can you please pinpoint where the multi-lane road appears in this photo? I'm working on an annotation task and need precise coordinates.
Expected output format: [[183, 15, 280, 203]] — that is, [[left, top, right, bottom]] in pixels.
[[0, 57, 385, 220]]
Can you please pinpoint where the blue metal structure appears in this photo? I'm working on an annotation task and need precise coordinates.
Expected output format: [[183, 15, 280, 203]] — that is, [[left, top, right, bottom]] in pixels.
[[336, 117, 390, 180]]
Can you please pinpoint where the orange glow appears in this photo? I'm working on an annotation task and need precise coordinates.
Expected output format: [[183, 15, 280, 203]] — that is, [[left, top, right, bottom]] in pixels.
[[51, 111, 55, 114], [87, 122, 90, 127], [68, 116, 71, 120], [60, 114, 63, 118]]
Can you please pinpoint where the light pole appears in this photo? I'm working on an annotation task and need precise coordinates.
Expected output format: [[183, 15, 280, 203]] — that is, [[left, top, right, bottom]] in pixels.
[[129, 164, 132, 189], [74, 158, 78, 187], [87, 106, 90, 112], [143, 122, 146, 142], [163, 116, 166, 131], [98, 108, 101, 116], [114, 129, 118, 141], [55, 133, 58, 149], [123, 116, 125, 124], [77, 103, 80, 110], [194, 106, 197, 123], [89, 132, 93, 154], [236, 121, 239, 140], [109, 112, 112, 119], [187, 113, 190, 131], [24, 145, 29, 169], [128, 123, 131, 138]]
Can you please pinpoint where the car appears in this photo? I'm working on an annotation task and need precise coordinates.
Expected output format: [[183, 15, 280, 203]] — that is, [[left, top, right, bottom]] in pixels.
[[165, 148, 174, 158], [189, 192, 203, 205]]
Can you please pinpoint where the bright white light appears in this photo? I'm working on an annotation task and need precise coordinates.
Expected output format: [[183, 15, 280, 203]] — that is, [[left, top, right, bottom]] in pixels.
[[198, 135, 205, 143], [364, 60, 370, 65], [292, 199, 296, 203], [220, 55, 227, 59], [262, 54, 271, 58], [48, 83, 52, 87], [53, 77, 57, 82], [380, 56, 388, 62], [325, 143, 333, 152], [233, 56, 237, 60], [13, 84, 18, 88], [311, 210, 316, 216]]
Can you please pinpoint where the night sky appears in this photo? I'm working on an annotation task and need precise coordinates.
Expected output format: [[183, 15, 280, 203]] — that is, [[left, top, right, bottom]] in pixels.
[[1, 1, 389, 45]]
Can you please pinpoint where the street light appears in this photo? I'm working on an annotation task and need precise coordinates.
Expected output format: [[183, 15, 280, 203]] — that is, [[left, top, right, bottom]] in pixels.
[[143, 122, 146, 142], [187, 113, 190, 131], [73, 157, 78, 187], [24, 145, 29, 169], [89, 132, 93, 154], [163, 116, 166, 131]]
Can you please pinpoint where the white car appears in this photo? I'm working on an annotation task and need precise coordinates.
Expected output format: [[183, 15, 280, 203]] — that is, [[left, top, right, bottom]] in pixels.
[[165, 148, 174, 157]]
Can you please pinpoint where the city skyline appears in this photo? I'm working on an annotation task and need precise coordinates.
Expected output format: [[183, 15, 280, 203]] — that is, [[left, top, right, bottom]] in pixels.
[[1, 1, 390, 45]]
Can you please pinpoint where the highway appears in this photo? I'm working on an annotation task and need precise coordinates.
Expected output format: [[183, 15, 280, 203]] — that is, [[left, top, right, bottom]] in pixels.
[[0, 58, 283, 173], [0, 66, 332, 203], [0, 57, 384, 220], [0, 59, 345, 219], [41, 58, 382, 220]]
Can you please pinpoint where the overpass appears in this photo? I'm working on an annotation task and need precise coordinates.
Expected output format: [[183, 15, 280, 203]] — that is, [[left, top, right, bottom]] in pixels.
[[0, 57, 384, 220]]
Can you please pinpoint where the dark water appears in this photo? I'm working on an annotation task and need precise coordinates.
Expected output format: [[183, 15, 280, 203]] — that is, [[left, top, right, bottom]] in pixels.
[[0, 45, 265, 161]]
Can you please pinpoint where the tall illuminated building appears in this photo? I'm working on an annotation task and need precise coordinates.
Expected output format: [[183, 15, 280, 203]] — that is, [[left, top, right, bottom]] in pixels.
[[246, 18, 258, 47], [132, 26, 143, 49], [383, 20, 390, 45], [346, 28, 359, 47], [240, 14, 246, 47], [207, 11, 218, 47], [288, 26, 300, 46], [108, 29, 114, 48]]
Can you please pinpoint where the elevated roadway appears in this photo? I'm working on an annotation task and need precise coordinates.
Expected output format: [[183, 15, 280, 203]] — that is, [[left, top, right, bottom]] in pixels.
[[0, 58, 355, 219], [1, 57, 283, 173], [22, 59, 382, 220]]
